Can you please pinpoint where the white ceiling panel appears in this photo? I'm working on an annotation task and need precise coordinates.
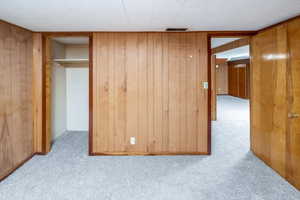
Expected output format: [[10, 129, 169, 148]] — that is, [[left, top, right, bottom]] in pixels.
[[0, 0, 299, 31]]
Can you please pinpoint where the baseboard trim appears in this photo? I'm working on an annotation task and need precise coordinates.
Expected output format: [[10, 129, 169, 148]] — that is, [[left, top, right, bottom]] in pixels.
[[0, 153, 35, 182], [90, 152, 210, 156], [35, 152, 48, 155]]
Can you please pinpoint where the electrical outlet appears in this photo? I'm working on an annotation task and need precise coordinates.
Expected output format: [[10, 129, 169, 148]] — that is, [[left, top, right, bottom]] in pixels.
[[130, 137, 136, 145]]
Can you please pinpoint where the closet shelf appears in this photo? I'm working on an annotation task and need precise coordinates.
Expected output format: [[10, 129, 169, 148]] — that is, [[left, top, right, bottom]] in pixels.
[[52, 58, 89, 64]]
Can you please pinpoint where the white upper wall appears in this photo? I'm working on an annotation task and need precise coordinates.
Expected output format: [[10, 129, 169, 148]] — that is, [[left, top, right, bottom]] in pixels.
[[216, 45, 250, 60], [0, 0, 299, 31], [66, 68, 89, 131], [51, 40, 67, 140], [52, 63, 67, 139], [211, 38, 240, 48], [65, 45, 89, 59]]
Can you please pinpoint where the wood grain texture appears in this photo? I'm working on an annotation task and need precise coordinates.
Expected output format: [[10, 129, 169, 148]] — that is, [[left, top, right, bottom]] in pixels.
[[286, 18, 300, 190], [228, 60, 250, 99], [92, 32, 208, 154], [0, 21, 34, 179], [228, 62, 238, 97], [211, 55, 216, 120], [251, 23, 288, 179], [216, 63, 228, 95], [33, 33, 43, 153], [42, 37, 52, 153], [251, 17, 300, 191]]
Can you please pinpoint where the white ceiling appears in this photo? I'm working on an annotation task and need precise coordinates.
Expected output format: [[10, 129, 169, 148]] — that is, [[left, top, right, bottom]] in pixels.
[[211, 38, 240, 48], [216, 45, 250, 59], [53, 37, 89, 44], [0, 0, 299, 31]]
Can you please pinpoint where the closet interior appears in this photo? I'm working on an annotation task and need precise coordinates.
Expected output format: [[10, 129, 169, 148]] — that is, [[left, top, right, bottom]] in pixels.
[[49, 37, 89, 143]]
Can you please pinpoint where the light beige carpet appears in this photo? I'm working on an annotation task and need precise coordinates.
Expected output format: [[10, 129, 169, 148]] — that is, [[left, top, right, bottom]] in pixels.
[[0, 95, 299, 200]]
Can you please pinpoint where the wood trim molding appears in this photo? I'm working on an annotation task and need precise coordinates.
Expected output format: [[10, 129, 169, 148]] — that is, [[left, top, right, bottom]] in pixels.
[[41, 35, 47, 154], [216, 58, 227, 65], [41, 35, 52, 154], [207, 32, 257, 37], [211, 55, 217, 121], [40, 33, 93, 155], [88, 35, 93, 155], [41, 32, 92, 37], [90, 152, 210, 156], [227, 59, 250, 65], [212, 37, 250, 54], [0, 153, 35, 181], [207, 32, 253, 156], [32, 33, 43, 153], [207, 35, 212, 155]]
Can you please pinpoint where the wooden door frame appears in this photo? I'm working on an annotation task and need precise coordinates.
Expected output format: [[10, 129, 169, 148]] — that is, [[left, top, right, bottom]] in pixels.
[[41, 32, 93, 155], [207, 32, 256, 154]]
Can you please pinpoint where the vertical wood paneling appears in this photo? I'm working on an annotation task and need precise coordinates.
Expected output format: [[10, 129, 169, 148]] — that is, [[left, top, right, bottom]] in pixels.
[[251, 24, 288, 177], [92, 32, 208, 154], [94, 33, 109, 152], [0, 21, 33, 180], [228, 60, 250, 99], [238, 65, 246, 98], [168, 33, 181, 152], [147, 33, 155, 152], [114, 33, 126, 152], [108, 33, 115, 152], [286, 18, 300, 190], [44, 37, 52, 153], [251, 18, 300, 190], [152, 33, 163, 152], [180, 33, 187, 151], [126, 33, 139, 152], [228, 64, 238, 97], [197, 33, 209, 152], [216, 63, 228, 95], [186, 33, 198, 151], [137, 33, 148, 152], [32, 33, 43, 153], [161, 33, 169, 152]]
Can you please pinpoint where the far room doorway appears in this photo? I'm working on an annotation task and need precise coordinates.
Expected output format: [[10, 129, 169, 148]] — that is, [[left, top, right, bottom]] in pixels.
[[42, 35, 91, 154], [210, 36, 251, 151]]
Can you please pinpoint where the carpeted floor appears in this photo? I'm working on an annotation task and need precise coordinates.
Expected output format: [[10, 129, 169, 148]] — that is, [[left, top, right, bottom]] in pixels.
[[0, 95, 299, 200]]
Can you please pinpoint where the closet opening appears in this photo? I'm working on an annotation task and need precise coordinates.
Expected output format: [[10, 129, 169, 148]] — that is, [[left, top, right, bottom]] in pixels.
[[42, 34, 92, 155]]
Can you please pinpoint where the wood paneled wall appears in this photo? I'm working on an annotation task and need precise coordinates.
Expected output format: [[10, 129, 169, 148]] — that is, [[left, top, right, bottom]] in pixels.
[[0, 21, 34, 179], [228, 59, 250, 99], [251, 17, 300, 190], [33, 33, 43, 153], [286, 17, 300, 190], [216, 62, 228, 95], [211, 55, 216, 121], [92, 32, 209, 155]]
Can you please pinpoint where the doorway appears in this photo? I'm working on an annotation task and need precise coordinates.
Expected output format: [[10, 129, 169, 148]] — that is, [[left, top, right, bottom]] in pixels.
[[209, 36, 251, 151], [42, 34, 92, 154]]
